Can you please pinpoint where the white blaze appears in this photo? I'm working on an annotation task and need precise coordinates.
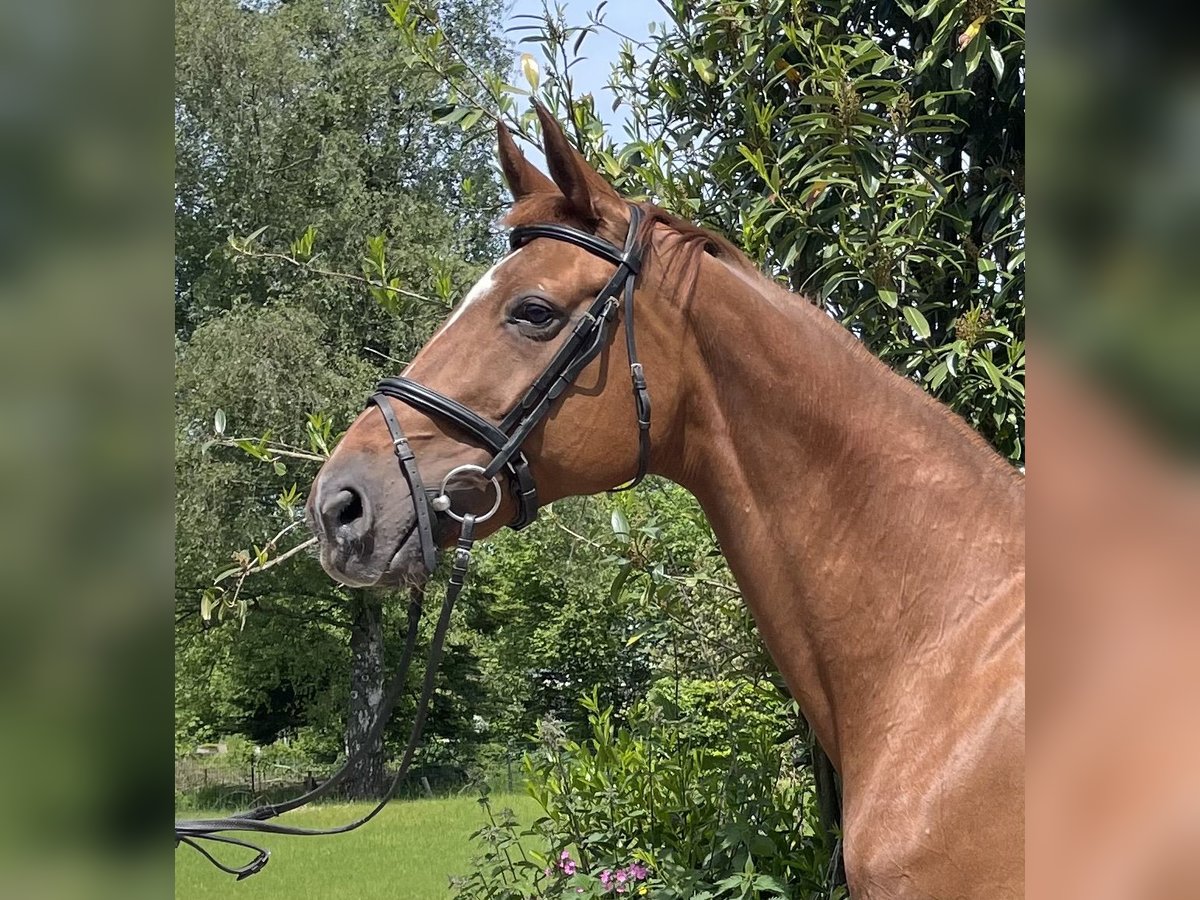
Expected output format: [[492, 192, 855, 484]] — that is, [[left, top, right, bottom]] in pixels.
[[326, 249, 523, 466], [403, 248, 521, 373]]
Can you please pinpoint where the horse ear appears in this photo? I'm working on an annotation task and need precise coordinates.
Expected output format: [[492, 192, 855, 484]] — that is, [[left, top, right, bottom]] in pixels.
[[533, 100, 621, 223], [497, 120, 557, 200]]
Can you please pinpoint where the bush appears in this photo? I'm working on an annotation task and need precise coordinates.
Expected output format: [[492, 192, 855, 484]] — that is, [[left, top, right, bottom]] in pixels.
[[646, 677, 792, 759], [453, 691, 842, 899]]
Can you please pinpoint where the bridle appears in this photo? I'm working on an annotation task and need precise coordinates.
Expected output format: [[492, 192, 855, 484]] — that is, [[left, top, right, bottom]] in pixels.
[[175, 204, 652, 878], [370, 202, 650, 564]]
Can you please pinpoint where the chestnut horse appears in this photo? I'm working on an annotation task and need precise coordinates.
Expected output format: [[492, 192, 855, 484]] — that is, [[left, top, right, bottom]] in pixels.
[[308, 106, 1025, 898]]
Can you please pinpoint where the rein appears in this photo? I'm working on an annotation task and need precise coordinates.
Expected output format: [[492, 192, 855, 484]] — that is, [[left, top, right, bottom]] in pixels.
[[175, 205, 651, 879]]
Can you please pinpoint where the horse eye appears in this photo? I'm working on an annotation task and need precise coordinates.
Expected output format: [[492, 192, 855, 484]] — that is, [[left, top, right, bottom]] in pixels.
[[513, 299, 557, 327]]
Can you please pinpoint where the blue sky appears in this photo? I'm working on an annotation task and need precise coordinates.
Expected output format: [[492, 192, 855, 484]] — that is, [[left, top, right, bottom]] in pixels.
[[504, 0, 664, 130]]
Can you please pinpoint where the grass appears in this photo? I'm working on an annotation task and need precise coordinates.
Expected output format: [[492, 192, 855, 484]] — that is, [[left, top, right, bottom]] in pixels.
[[175, 793, 541, 900]]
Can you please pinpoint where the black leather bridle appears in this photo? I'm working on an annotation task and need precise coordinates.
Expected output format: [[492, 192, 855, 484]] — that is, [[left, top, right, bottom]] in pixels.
[[370, 202, 650, 566], [175, 205, 652, 879]]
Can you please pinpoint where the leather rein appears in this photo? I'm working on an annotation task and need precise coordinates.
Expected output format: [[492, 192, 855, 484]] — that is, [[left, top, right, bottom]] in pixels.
[[175, 205, 651, 879]]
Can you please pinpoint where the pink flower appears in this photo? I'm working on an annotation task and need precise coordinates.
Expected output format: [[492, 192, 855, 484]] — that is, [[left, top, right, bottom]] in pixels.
[[616, 869, 629, 884], [600, 869, 613, 886], [556, 850, 577, 875], [629, 862, 649, 880], [544, 866, 553, 877]]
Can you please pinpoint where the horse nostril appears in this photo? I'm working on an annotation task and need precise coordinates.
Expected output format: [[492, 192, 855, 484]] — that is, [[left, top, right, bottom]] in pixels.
[[337, 489, 363, 527], [321, 486, 369, 539]]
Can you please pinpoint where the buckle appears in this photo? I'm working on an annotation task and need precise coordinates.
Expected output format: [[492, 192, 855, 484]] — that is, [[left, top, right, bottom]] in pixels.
[[236, 849, 271, 880]]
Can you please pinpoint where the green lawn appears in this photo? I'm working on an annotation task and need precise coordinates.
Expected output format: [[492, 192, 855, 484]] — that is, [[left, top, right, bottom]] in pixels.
[[175, 794, 541, 900]]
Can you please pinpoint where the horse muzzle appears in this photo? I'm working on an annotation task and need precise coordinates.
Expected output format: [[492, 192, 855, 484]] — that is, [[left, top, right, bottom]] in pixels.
[[307, 452, 430, 588]]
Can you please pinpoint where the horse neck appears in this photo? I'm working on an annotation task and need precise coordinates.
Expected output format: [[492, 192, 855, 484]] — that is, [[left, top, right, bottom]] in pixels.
[[658, 255, 1023, 769]]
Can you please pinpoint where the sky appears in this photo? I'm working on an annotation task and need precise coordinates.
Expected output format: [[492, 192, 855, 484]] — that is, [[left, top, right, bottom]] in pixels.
[[503, 0, 664, 131]]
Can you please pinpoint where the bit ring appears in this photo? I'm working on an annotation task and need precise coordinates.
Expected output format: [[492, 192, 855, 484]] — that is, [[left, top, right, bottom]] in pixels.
[[434, 464, 503, 524]]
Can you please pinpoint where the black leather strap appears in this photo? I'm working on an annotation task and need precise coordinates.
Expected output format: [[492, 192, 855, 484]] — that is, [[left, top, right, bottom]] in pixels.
[[509, 224, 638, 272], [367, 394, 438, 573], [612, 208, 652, 492], [375, 378, 510, 453], [373, 379, 540, 530]]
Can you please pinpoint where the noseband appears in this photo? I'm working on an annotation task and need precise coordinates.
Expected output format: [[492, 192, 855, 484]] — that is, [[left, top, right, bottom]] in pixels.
[[175, 205, 652, 879]]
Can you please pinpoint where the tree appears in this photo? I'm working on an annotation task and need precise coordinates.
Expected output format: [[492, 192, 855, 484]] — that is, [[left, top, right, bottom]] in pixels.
[[174, 0, 510, 798], [408, 0, 1024, 460]]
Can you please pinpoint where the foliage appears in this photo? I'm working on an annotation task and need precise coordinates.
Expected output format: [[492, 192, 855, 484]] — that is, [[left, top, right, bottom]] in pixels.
[[175, 0, 509, 344], [453, 692, 841, 900], [403, 0, 1025, 461], [174, 0, 512, 795]]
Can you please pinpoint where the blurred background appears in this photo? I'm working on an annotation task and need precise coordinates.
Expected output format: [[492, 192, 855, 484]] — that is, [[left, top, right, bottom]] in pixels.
[[1031, 1, 1200, 895], [0, 1, 172, 899]]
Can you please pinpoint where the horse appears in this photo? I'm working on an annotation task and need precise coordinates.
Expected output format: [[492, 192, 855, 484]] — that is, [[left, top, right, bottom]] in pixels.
[[307, 104, 1025, 898]]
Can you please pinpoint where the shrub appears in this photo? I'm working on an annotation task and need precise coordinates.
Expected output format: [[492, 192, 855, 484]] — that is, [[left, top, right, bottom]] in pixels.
[[453, 691, 842, 899]]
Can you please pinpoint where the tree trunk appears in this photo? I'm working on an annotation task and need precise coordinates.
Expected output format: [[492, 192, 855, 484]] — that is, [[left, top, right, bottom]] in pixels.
[[343, 592, 386, 800]]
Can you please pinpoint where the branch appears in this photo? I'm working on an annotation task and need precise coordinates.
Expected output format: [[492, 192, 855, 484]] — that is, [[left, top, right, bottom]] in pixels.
[[404, 8, 535, 148], [364, 347, 411, 368], [246, 535, 318, 576], [203, 523, 319, 627], [653, 0, 684, 28], [398, 6, 540, 150], [662, 572, 742, 597], [212, 435, 326, 463], [548, 515, 604, 550], [229, 244, 450, 310]]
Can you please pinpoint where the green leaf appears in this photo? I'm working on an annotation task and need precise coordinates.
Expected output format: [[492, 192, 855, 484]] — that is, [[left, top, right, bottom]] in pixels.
[[852, 147, 884, 197], [926, 360, 949, 391], [241, 224, 268, 247], [964, 31, 986, 76], [609, 562, 632, 604], [878, 288, 899, 308], [610, 508, 630, 542], [950, 48, 967, 89], [693, 56, 716, 84], [986, 43, 1005, 81], [213, 566, 241, 585], [754, 874, 791, 896], [273, 460, 287, 476], [976, 355, 1004, 391], [293, 225, 318, 259], [520, 52, 540, 91], [903, 306, 932, 339], [434, 106, 470, 126]]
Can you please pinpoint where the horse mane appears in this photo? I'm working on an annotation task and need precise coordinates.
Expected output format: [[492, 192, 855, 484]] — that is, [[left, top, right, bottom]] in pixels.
[[500, 193, 1016, 475]]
